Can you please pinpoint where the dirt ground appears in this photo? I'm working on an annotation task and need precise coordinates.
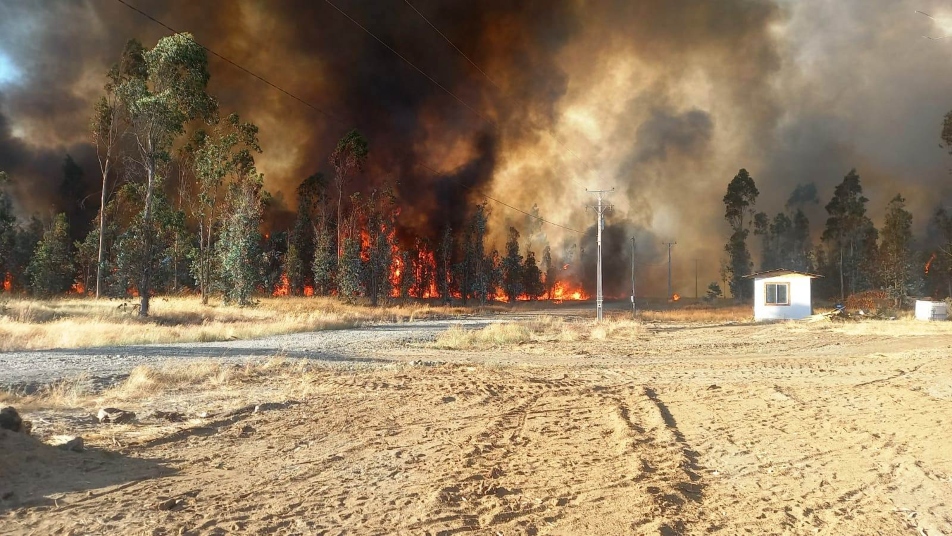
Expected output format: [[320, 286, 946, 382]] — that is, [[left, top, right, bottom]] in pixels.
[[2, 314, 951, 535]]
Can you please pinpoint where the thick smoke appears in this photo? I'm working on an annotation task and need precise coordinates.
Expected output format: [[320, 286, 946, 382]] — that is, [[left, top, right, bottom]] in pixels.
[[2, 0, 952, 297]]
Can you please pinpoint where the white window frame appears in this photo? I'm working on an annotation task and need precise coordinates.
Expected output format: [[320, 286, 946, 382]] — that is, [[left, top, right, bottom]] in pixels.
[[764, 282, 790, 306]]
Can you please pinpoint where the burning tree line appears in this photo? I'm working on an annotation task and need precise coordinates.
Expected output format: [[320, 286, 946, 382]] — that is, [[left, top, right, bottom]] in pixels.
[[0, 34, 586, 312], [720, 168, 952, 307]]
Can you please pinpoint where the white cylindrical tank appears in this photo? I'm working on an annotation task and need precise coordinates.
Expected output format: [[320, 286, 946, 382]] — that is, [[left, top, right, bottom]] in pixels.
[[915, 300, 948, 321]]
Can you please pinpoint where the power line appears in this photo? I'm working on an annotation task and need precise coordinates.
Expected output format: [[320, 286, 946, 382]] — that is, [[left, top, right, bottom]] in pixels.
[[114, 0, 341, 123], [403, 0, 500, 91], [112, 0, 578, 233]]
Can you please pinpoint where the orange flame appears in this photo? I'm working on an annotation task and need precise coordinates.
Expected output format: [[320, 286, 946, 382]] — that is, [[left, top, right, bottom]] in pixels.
[[672, 293, 681, 301], [925, 252, 936, 274], [70, 281, 85, 295], [273, 273, 290, 297], [304, 285, 314, 297], [2, 273, 11, 292], [549, 281, 589, 302]]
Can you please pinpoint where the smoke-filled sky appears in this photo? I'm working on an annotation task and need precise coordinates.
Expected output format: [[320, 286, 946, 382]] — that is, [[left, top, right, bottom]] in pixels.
[[2, 0, 952, 297]]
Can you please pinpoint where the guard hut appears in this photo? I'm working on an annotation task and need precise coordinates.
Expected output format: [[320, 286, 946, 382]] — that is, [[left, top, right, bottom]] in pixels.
[[745, 269, 821, 321]]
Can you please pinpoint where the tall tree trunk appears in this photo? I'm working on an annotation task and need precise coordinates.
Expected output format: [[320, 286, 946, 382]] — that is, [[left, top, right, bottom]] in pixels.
[[96, 158, 110, 299], [139, 160, 155, 317]]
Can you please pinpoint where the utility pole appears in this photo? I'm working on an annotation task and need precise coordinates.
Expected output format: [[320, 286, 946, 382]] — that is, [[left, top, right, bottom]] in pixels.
[[588, 188, 613, 321], [663, 241, 676, 301], [630, 237, 636, 318]]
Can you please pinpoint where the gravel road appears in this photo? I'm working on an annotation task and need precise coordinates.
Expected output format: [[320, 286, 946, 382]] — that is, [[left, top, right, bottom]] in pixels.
[[0, 316, 503, 390]]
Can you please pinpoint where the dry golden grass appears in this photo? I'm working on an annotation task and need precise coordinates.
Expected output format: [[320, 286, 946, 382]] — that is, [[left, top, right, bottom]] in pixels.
[[0, 357, 318, 412], [431, 323, 534, 349], [0, 296, 482, 352], [637, 305, 753, 323], [432, 315, 644, 350]]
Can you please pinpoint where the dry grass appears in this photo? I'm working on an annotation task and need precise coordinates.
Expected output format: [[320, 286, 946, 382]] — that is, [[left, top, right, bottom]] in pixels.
[[637, 305, 753, 323], [827, 317, 952, 337], [0, 357, 319, 412], [0, 296, 483, 352], [431, 315, 644, 350]]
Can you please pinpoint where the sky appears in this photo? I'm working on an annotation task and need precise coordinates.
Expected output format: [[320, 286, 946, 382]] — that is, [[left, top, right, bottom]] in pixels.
[[2, 0, 952, 297]]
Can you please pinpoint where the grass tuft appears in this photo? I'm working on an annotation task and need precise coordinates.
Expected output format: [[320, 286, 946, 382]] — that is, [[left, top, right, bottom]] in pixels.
[[0, 296, 486, 352]]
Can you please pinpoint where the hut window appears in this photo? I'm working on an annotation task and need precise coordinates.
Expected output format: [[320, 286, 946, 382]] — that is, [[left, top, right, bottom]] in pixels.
[[765, 282, 790, 305]]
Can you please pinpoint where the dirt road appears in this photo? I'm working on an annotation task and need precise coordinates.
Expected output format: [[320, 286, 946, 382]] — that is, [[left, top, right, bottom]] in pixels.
[[2, 317, 951, 535]]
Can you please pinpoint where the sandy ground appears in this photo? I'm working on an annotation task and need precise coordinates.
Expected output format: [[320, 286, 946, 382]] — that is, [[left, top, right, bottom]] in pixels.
[[2, 313, 951, 535]]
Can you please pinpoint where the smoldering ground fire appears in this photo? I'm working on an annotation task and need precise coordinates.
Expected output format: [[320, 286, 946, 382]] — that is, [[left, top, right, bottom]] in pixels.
[[3, 1, 952, 299]]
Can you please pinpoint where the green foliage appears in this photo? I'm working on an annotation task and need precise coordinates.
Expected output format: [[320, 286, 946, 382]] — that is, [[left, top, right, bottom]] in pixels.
[[188, 113, 261, 302], [502, 227, 524, 301], [284, 243, 305, 297], [705, 282, 724, 302], [0, 172, 16, 286], [1, 173, 42, 293], [878, 194, 918, 306], [312, 226, 335, 296], [722, 169, 759, 300], [331, 130, 369, 266], [722, 229, 753, 300], [337, 237, 362, 302], [723, 169, 759, 230], [108, 183, 185, 298], [541, 245, 557, 299], [27, 214, 73, 298], [115, 32, 217, 315], [363, 189, 397, 306], [216, 171, 265, 306], [458, 203, 489, 304], [521, 249, 544, 300], [291, 172, 329, 294], [822, 169, 878, 299], [753, 208, 813, 272], [437, 225, 453, 302]]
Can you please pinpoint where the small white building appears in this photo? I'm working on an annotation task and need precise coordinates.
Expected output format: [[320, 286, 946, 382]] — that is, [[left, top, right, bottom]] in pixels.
[[745, 269, 821, 321]]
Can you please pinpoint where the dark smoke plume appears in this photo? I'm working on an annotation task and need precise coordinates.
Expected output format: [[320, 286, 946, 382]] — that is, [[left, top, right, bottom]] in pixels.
[[3, 0, 952, 296]]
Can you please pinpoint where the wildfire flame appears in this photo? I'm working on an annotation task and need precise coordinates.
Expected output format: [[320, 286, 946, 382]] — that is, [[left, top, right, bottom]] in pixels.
[[672, 293, 681, 301], [2, 273, 11, 292], [925, 252, 936, 274], [70, 281, 85, 295], [304, 285, 314, 297], [551, 281, 588, 302], [273, 273, 291, 297]]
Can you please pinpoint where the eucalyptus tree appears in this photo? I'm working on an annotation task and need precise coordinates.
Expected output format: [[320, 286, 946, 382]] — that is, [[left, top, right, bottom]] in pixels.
[[329, 130, 368, 264], [722, 169, 759, 300], [0, 171, 15, 289], [879, 194, 917, 307], [217, 165, 266, 306], [189, 113, 261, 303], [91, 39, 146, 299], [27, 214, 73, 298], [822, 169, 877, 299], [502, 226, 524, 302], [115, 33, 217, 315]]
